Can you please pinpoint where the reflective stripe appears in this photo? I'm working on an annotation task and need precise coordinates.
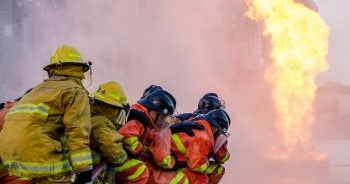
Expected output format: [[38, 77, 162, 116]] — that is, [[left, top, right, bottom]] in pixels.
[[170, 171, 186, 184], [206, 164, 219, 175], [183, 178, 189, 184], [171, 134, 186, 155], [70, 150, 92, 168], [127, 164, 146, 180], [192, 163, 208, 173], [106, 92, 121, 102], [94, 92, 121, 102], [220, 152, 230, 164], [123, 137, 139, 152], [217, 166, 223, 175], [4, 160, 72, 176], [67, 53, 82, 60], [0, 162, 7, 170], [115, 159, 143, 172], [7, 103, 49, 117], [156, 155, 173, 169]]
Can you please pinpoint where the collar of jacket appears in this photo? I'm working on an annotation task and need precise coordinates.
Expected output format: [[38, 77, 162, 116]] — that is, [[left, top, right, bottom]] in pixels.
[[45, 75, 83, 86], [131, 103, 155, 128]]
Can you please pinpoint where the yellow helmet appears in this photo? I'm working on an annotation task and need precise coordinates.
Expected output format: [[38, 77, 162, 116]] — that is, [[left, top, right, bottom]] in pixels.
[[44, 44, 90, 72], [93, 81, 127, 108]]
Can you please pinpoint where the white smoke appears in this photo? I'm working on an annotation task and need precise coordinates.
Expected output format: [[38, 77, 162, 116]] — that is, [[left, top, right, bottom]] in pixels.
[[1, 0, 332, 183]]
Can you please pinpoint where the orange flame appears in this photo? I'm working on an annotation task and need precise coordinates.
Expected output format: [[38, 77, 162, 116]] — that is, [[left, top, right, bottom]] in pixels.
[[247, 0, 330, 159]]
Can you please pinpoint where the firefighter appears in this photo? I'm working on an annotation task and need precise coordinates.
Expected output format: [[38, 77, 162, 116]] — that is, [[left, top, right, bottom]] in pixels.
[[115, 89, 190, 184], [176, 92, 224, 121], [89, 81, 129, 183], [0, 44, 93, 183], [174, 93, 229, 183], [170, 109, 231, 184]]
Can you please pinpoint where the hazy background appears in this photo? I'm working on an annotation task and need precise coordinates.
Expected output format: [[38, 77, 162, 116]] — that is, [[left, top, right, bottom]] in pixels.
[[0, 0, 349, 183]]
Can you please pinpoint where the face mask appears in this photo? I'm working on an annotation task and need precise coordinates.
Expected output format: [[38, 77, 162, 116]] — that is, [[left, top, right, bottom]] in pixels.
[[113, 108, 127, 128], [82, 61, 93, 88], [156, 115, 175, 129]]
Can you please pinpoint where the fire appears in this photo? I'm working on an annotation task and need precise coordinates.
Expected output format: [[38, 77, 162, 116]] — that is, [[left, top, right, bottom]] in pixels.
[[247, 0, 330, 159]]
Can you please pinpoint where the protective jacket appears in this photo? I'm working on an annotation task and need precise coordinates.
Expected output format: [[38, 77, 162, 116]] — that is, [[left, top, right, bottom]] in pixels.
[[0, 76, 92, 178], [170, 119, 215, 184], [90, 110, 127, 166], [118, 103, 175, 169]]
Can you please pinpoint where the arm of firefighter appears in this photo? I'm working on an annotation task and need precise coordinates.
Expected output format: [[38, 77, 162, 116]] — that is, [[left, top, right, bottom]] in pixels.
[[214, 142, 230, 164], [118, 120, 145, 155], [91, 116, 127, 166], [186, 137, 210, 173], [148, 128, 175, 169], [62, 89, 93, 171]]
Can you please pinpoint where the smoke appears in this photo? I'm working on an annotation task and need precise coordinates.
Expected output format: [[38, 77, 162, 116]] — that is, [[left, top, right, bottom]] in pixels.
[[0, 0, 332, 183]]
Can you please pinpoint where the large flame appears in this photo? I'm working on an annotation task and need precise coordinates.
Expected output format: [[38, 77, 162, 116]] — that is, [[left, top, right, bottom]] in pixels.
[[247, 0, 330, 159]]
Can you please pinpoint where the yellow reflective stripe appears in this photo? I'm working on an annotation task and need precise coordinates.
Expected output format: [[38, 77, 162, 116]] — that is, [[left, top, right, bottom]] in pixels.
[[220, 152, 230, 164], [115, 159, 142, 172], [156, 155, 173, 169], [183, 178, 189, 184], [127, 164, 146, 180], [0, 163, 7, 170], [70, 150, 92, 168], [217, 166, 223, 175], [123, 137, 138, 145], [7, 103, 49, 117], [171, 134, 186, 155], [95, 92, 121, 103], [170, 171, 186, 184], [4, 160, 72, 176], [106, 92, 121, 101], [206, 164, 219, 175], [123, 137, 139, 152], [67, 53, 82, 60], [192, 163, 208, 173]]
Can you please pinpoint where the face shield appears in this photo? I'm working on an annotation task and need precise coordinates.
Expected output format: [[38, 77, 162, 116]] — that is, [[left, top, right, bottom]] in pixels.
[[111, 104, 130, 129], [214, 129, 230, 154], [82, 61, 93, 88], [156, 115, 177, 129]]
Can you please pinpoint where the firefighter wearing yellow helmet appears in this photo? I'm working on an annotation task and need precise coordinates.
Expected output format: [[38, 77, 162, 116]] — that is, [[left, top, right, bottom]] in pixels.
[[89, 81, 129, 183], [0, 44, 93, 183]]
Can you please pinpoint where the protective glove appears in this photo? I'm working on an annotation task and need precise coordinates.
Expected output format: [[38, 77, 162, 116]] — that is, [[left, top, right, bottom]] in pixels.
[[0, 103, 4, 110], [175, 113, 194, 121], [74, 170, 92, 184], [170, 121, 204, 136]]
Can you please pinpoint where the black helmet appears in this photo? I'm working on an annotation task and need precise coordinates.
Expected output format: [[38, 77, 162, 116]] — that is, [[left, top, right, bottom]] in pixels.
[[196, 93, 224, 114], [141, 85, 163, 99], [202, 109, 231, 133], [138, 89, 176, 115]]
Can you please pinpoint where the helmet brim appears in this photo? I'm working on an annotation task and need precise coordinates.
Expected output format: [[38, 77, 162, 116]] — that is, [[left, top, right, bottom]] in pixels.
[[94, 97, 124, 109], [43, 62, 90, 72]]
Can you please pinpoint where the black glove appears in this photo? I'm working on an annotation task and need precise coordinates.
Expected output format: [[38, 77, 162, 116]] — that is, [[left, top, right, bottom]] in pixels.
[[75, 170, 92, 184], [175, 113, 194, 121], [0, 103, 5, 110], [170, 121, 204, 136]]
